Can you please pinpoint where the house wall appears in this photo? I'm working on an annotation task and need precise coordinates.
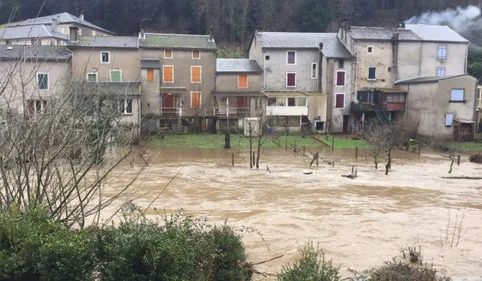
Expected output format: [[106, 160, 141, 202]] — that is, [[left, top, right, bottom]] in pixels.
[[397, 41, 423, 79], [248, 35, 264, 71], [0, 59, 71, 113], [215, 73, 262, 92], [71, 48, 141, 81], [57, 23, 111, 37], [352, 40, 393, 89], [141, 48, 216, 116], [330, 57, 354, 132], [141, 68, 161, 116], [262, 49, 319, 91], [401, 75, 477, 138], [419, 42, 468, 77]]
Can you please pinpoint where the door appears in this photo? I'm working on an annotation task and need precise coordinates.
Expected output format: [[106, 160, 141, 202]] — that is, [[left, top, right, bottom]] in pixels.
[[237, 96, 249, 115], [343, 115, 350, 133], [162, 93, 175, 115]]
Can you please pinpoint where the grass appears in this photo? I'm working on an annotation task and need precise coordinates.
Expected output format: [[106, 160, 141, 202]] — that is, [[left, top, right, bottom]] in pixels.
[[147, 133, 326, 149], [451, 141, 482, 152]]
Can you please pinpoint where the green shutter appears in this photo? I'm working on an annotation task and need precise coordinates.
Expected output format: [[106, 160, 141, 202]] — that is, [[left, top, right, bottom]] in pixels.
[[368, 67, 376, 80], [110, 70, 121, 82]]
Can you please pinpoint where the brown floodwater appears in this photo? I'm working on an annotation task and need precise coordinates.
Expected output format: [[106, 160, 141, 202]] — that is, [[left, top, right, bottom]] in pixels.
[[101, 147, 482, 280]]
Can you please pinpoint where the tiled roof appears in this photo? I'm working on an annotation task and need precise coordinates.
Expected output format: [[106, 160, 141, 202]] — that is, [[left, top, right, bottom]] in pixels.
[[140, 33, 217, 50], [253, 32, 353, 58], [75, 82, 142, 96], [141, 59, 161, 69], [216, 59, 262, 73], [5, 12, 114, 35], [0, 25, 69, 40], [68, 36, 138, 48], [395, 74, 471, 84], [348, 26, 420, 41], [0, 45, 71, 60], [404, 24, 468, 43]]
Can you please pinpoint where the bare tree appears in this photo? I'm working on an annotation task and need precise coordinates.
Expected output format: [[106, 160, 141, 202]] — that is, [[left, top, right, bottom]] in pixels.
[[361, 119, 386, 169]]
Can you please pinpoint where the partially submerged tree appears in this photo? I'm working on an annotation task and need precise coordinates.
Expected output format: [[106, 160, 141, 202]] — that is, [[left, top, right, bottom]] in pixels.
[[361, 119, 387, 169]]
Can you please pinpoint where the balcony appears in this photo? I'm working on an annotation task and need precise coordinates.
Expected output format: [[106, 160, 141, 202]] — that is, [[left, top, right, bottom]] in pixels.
[[217, 107, 252, 117], [267, 106, 308, 116], [351, 102, 376, 112], [385, 102, 405, 111], [351, 102, 405, 112]]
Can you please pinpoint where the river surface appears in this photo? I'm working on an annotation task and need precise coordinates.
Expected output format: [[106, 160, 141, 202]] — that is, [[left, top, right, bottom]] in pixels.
[[101, 147, 482, 280]]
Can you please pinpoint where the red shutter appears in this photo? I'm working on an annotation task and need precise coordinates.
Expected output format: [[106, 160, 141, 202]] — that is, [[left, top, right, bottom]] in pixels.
[[336, 94, 345, 108], [336, 71, 345, 86], [287, 73, 296, 86]]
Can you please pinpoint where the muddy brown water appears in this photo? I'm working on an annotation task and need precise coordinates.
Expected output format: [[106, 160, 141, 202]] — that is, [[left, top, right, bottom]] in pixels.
[[101, 147, 482, 280]]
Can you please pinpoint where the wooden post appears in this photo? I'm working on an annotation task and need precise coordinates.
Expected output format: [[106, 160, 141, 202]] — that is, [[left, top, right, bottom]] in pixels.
[[252, 152, 256, 167], [331, 136, 335, 151], [303, 146, 306, 156], [316, 157, 319, 166], [294, 140, 297, 152], [232, 152, 235, 166], [355, 146, 358, 159], [418, 143, 421, 156], [457, 155, 461, 166]]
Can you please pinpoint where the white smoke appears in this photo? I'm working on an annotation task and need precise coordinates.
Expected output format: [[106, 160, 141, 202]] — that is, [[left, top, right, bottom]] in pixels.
[[405, 5, 482, 33]]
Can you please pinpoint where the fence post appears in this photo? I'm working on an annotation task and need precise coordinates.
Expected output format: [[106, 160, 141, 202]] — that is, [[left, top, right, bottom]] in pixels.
[[418, 143, 421, 156], [331, 136, 335, 151], [303, 146, 306, 156], [457, 155, 461, 166], [355, 146, 358, 159], [232, 152, 235, 166], [294, 140, 297, 152]]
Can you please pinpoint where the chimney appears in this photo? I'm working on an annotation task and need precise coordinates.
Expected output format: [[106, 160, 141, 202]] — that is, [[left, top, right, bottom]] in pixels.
[[255, 26, 263, 34], [69, 27, 79, 42], [398, 22, 406, 29], [208, 28, 214, 42], [341, 18, 352, 31], [319, 42, 324, 50], [79, 14, 84, 21], [392, 32, 400, 41], [51, 18, 58, 32], [139, 27, 146, 40]]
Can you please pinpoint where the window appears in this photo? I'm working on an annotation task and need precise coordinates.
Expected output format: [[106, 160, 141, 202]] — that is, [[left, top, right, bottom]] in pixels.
[[286, 73, 296, 87], [101, 51, 110, 64], [367, 46, 373, 54], [191, 66, 202, 83], [338, 59, 344, 68], [118, 99, 132, 114], [368, 67, 376, 80], [436, 67, 445, 77], [191, 92, 201, 108], [28, 100, 48, 115], [268, 98, 277, 106], [450, 89, 464, 102], [287, 51, 296, 64], [288, 98, 296, 106], [386, 94, 406, 103], [311, 63, 318, 79], [5, 40, 10, 45], [165, 49, 173, 58], [110, 69, 122, 82], [445, 113, 454, 127], [92, 30, 96, 36], [254, 98, 263, 110], [87, 72, 98, 82], [163, 66, 174, 83], [335, 94, 345, 108], [238, 74, 248, 88], [192, 50, 200, 59], [438, 46, 447, 59], [336, 71, 346, 86], [265, 55, 270, 60], [147, 69, 154, 82], [296, 97, 307, 106], [37, 73, 49, 89]]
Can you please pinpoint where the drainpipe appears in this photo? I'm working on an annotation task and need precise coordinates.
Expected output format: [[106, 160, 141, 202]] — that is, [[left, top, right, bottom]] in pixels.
[[391, 32, 399, 83], [318, 43, 323, 93]]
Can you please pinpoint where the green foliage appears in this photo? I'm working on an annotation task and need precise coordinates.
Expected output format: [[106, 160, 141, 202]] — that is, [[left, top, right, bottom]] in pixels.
[[217, 47, 245, 58], [0, 207, 249, 281], [468, 45, 482, 81], [300, 0, 335, 32], [370, 261, 451, 281], [278, 242, 340, 281]]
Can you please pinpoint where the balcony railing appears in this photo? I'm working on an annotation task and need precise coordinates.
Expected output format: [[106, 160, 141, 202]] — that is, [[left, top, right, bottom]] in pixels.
[[266, 106, 308, 116], [160, 107, 256, 118]]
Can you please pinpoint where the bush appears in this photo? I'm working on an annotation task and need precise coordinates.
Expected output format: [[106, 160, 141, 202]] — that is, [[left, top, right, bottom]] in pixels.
[[469, 154, 482, 164], [0, 207, 250, 281], [371, 261, 451, 281], [278, 242, 340, 281]]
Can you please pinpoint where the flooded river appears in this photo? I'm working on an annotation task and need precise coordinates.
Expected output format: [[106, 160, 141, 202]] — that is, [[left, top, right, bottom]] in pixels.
[[102, 147, 482, 280]]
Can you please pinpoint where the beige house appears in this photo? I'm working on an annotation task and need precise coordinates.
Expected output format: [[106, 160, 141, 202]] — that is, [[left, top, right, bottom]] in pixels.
[[396, 74, 478, 140], [139, 31, 217, 133], [214, 58, 265, 131], [68, 35, 142, 136], [0, 45, 71, 116], [0, 13, 113, 46]]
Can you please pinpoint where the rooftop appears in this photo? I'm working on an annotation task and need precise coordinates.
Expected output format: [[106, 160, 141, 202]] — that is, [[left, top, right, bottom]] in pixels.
[[140, 33, 217, 50], [348, 26, 420, 41], [0, 45, 71, 60], [395, 74, 471, 84], [68, 36, 138, 48], [0, 25, 69, 40], [216, 59, 262, 73], [253, 32, 353, 58], [404, 24, 469, 43], [4, 12, 114, 35]]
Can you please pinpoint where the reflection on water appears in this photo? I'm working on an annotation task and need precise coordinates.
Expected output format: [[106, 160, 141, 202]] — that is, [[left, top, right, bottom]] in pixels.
[[102, 147, 482, 280]]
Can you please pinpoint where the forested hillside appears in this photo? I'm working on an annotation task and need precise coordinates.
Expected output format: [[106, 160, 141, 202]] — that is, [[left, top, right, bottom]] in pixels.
[[1, 0, 481, 48]]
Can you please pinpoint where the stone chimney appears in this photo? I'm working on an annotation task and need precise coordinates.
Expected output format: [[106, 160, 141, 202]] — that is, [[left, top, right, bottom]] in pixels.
[[139, 27, 146, 40], [255, 26, 263, 34], [319, 42, 324, 50], [398, 22, 406, 29], [69, 27, 79, 42], [208, 28, 214, 42], [51, 18, 59, 32], [79, 14, 84, 21], [341, 18, 352, 31]]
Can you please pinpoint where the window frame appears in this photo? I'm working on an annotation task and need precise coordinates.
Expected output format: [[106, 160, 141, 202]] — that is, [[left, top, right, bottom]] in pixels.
[[368, 66, 376, 80], [162, 65, 174, 83], [36, 73, 49, 90], [119, 99, 133, 115], [438, 46, 447, 59], [100, 51, 110, 64], [28, 99, 48, 115], [286, 72, 296, 87], [338, 59, 344, 68], [286, 51, 296, 65], [336, 70, 346, 86], [190, 66, 202, 83], [311, 63, 318, 79], [164, 49, 173, 59], [146, 69, 155, 82], [367, 46, 374, 54], [86, 72, 98, 82], [450, 88, 465, 102], [445, 113, 454, 127], [190, 91, 202, 108], [436, 67, 446, 77], [335, 93, 345, 109], [238, 74, 249, 88], [192, 50, 201, 59], [109, 69, 122, 82]]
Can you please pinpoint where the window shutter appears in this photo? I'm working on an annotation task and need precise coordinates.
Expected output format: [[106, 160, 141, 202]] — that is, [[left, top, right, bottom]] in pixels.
[[368, 67, 376, 79], [336, 94, 345, 108], [337, 71, 345, 86], [238, 74, 248, 88], [163, 66, 173, 82], [191, 66, 201, 82], [191, 92, 201, 108], [287, 73, 296, 86], [147, 69, 154, 82], [111, 70, 121, 82]]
